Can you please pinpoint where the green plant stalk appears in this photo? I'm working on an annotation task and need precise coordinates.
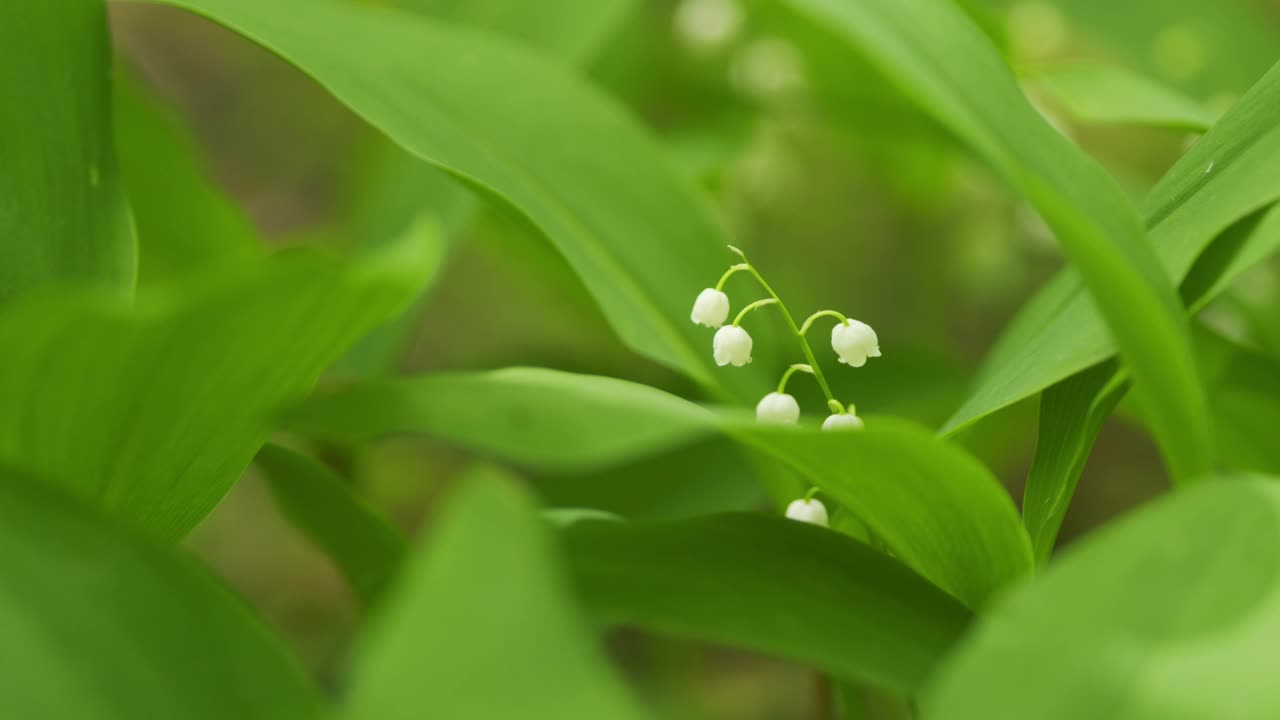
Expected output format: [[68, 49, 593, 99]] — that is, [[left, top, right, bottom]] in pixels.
[[733, 250, 843, 413]]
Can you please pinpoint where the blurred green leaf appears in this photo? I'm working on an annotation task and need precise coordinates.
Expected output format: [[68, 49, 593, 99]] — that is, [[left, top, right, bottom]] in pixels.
[[284, 367, 719, 472], [1021, 362, 1128, 566], [1195, 326, 1280, 477], [786, 0, 1210, 483], [0, 468, 323, 719], [742, 420, 1033, 608], [926, 475, 1280, 719], [335, 0, 635, 377], [140, 0, 765, 399], [563, 513, 972, 692], [1031, 62, 1216, 131], [1, 0, 136, 301], [286, 367, 1032, 607], [255, 443, 406, 607], [0, 234, 434, 540], [344, 467, 649, 720], [113, 69, 263, 285], [946, 60, 1280, 441]]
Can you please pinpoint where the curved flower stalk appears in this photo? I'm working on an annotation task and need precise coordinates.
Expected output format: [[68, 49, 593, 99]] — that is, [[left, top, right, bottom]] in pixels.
[[689, 245, 880, 428]]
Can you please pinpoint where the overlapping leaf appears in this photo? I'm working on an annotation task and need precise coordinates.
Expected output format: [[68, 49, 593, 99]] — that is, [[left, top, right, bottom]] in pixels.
[[927, 476, 1280, 719], [0, 234, 434, 540], [136, 0, 764, 399], [1031, 62, 1216, 131], [784, 0, 1210, 482], [563, 513, 972, 691]]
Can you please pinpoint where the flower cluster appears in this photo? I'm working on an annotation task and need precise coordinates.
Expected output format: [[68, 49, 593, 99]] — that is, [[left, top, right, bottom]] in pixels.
[[690, 245, 882, 527]]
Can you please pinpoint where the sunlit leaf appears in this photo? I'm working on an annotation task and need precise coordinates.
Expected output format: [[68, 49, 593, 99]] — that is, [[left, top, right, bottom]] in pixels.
[[926, 475, 1280, 720]]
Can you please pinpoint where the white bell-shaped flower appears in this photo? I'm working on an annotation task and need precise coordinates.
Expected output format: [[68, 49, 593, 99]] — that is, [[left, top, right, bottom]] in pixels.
[[713, 325, 753, 366], [785, 498, 828, 527], [831, 319, 881, 367], [822, 412, 864, 431], [756, 391, 799, 424], [690, 288, 731, 327]]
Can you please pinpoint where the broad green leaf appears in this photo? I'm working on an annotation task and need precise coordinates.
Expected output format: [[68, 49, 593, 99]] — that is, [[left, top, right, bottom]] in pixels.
[[0, 235, 434, 540], [344, 467, 648, 720], [335, 0, 635, 376], [0, 468, 323, 719], [285, 367, 1032, 607], [1021, 362, 1128, 566], [137, 0, 761, 398], [1195, 326, 1280, 477], [563, 513, 972, 692], [741, 421, 1033, 608], [255, 444, 406, 607], [785, 0, 1210, 483], [397, 0, 635, 65], [925, 476, 1280, 720], [1, 0, 136, 301], [945, 59, 1280, 438], [1031, 62, 1216, 131], [113, 69, 262, 285], [283, 367, 720, 472], [1016, 203, 1280, 563]]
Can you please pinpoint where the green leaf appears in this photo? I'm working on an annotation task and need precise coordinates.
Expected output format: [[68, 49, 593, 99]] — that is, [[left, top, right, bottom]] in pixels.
[[0, 468, 323, 719], [741, 420, 1033, 608], [0, 235, 434, 540], [113, 69, 262, 285], [925, 475, 1280, 720], [137, 0, 761, 398], [255, 443, 406, 607], [1, 0, 136, 301], [785, 0, 1210, 483], [562, 513, 972, 692], [1021, 363, 1128, 566], [344, 467, 648, 720], [945, 60, 1280, 438], [1195, 326, 1280, 477], [285, 367, 1032, 607], [1030, 62, 1217, 131], [283, 367, 720, 472], [334, 0, 635, 377]]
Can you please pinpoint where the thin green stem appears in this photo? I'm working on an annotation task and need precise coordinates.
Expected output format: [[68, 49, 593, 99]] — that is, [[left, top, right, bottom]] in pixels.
[[732, 297, 778, 326], [804, 486, 821, 501], [715, 263, 750, 291], [776, 363, 814, 393], [800, 309, 849, 335], [739, 259, 837, 405]]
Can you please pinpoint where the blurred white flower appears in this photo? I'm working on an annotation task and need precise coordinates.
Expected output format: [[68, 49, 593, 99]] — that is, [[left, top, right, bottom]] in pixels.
[[831, 320, 881, 367], [756, 391, 800, 424], [690, 288, 731, 327], [822, 412, 864, 431], [731, 37, 805, 99], [673, 0, 742, 51], [785, 498, 828, 527], [713, 325, 753, 366]]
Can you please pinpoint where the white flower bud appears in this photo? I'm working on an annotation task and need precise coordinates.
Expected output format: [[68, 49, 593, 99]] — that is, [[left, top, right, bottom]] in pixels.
[[713, 325, 753, 366], [831, 319, 881, 367], [690, 288, 731, 327], [822, 412, 864, 431], [756, 391, 799, 424], [785, 498, 828, 527]]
